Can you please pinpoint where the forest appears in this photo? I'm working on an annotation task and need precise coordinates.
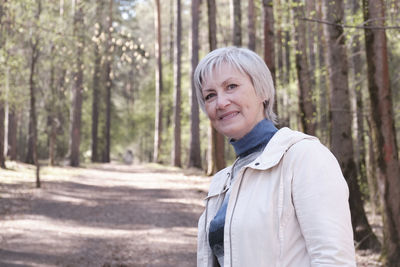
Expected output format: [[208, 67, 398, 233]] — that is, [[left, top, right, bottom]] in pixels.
[[0, 0, 400, 265]]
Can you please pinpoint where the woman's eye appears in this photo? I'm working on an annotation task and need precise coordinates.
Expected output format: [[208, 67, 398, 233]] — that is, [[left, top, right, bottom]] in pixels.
[[227, 84, 237, 90], [204, 93, 216, 101]]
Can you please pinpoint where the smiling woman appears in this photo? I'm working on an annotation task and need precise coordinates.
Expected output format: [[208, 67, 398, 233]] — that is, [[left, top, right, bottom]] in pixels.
[[201, 64, 265, 140], [194, 47, 356, 267]]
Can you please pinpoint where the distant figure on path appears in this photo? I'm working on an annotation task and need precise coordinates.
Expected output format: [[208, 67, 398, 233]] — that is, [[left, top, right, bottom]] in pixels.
[[194, 47, 356, 266], [123, 150, 133, 165]]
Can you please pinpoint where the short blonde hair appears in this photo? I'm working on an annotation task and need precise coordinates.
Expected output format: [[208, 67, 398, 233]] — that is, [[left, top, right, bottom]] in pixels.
[[193, 46, 277, 123]]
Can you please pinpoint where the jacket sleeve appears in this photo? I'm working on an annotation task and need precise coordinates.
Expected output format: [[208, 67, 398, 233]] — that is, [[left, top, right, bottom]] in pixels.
[[290, 140, 357, 266]]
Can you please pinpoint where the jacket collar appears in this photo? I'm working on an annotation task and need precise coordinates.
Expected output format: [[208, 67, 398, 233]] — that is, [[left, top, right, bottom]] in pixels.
[[206, 127, 318, 198], [249, 127, 317, 171]]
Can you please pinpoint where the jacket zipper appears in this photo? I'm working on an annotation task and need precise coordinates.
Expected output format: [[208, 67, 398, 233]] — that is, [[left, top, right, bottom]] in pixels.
[[228, 168, 247, 267], [204, 171, 231, 266]]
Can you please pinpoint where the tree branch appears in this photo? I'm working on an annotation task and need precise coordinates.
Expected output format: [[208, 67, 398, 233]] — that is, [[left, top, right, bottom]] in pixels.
[[301, 17, 400, 30]]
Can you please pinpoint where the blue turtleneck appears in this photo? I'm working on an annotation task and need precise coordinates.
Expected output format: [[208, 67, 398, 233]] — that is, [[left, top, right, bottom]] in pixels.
[[208, 119, 278, 266]]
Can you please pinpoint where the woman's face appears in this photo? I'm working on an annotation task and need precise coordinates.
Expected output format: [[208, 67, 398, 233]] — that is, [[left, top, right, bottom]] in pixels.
[[201, 63, 265, 140]]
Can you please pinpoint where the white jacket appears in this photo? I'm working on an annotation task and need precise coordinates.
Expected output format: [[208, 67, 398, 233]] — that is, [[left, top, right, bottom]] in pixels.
[[197, 128, 356, 267]]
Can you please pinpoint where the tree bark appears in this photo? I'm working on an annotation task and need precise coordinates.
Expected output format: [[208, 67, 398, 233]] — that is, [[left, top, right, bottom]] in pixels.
[[0, 96, 5, 169], [363, 0, 400, 262], [231, 0, 242, 46], [293, 0, 316, 135], [247, 0, 256, 51], [26, 40, 39, 165], [188, 0, 202, 169], [91, 0, 104, 163], [171, 0, 182, 167], [323, 0, 380, 250], [316, 0, 329, 145], [348, 0, 368, 200], [153, 0, 163, 163], [48, 45, 56, 166], [69, 0, 84, 167], [7, 107, 17, 161], [262, 0, 275, 83], [262, 0, 277, 115], [102, 0, 113, 163], [207, 0, 217, 50], [207, 0, 225, 175]]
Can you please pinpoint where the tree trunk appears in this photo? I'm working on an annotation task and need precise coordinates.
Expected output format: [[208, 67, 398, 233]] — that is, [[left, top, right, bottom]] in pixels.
[[363, 0, 400, 262], [293, 0, 316, 135], [231, 0, 242, 46], [316, 0, 329, 145], [48, 45, 56, 166], [188, 0, 202, 169], [169, 0, 174, 64], [207, 0, 225, 175], [69, 0, 84, 167], [247, 0, 256, 51], [171, 0, 182, 167], [306, 0, 316, 89], [7, 107, 17, 161], [153, 0, 163, 163], [262, 0, 277, 115], [26, 40, 39, 165], [366, 116, 380, 215], [102, 0, 113, 163], [323, 0, 380, 250], [262, 0, 275, 83], [207, 0, 217, 50], [0, 97, 5, 169], [91, 0, 104, 163], [348, 0, 368, 199]]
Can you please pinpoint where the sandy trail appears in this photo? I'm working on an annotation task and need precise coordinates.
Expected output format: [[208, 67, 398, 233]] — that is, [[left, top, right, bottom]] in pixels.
[[0, 163, 210, 267]]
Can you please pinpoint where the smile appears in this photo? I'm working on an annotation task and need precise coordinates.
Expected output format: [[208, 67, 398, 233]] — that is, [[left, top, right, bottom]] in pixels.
[[219, 111, 239, 121]]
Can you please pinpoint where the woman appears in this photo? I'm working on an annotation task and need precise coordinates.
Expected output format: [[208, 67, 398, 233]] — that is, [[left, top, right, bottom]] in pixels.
[[194, 47, 356, 267]]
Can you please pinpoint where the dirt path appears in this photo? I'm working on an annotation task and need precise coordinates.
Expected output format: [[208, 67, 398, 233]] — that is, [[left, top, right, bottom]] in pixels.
[[0, 162, 210, 267], [0, 162, 382, 267]]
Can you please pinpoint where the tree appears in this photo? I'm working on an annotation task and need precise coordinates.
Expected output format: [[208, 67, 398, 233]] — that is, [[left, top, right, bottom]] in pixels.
[[188, 0, 202, 169], [323, 0, 380, 250], [293, 0, 316, 135], [247, 0, 256, 51], [91, 0, 104, 163], [207, 0, 225, 175], [102, 0, 113, 163], [262, 0, 275, 83], [262, 0, 277, 115], [348, 0, 368, 204], [25, 1, 41, 166], [231, 0, 242, 46], [363, 0, 400, 263], [171, 0, 182, 167], [69, 0, 84, 167], [0, 96, 5, 169], [48, 45, 57, 166], [7, 107, 17, 161], [0, 0, 6, 169], [153, 0, 163, 163]]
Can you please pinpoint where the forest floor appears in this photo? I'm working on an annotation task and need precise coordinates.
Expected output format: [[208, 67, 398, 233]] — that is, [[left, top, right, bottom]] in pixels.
[[0, 161, 383, 267]]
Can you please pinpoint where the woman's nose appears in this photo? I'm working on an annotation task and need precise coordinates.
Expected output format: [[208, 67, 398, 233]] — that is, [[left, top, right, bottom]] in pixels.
[[216, 93, 230, 109]]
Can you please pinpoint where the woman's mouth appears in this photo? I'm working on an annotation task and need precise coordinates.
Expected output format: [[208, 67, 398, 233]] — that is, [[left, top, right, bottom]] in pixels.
[[219, 111, 239, 121]]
